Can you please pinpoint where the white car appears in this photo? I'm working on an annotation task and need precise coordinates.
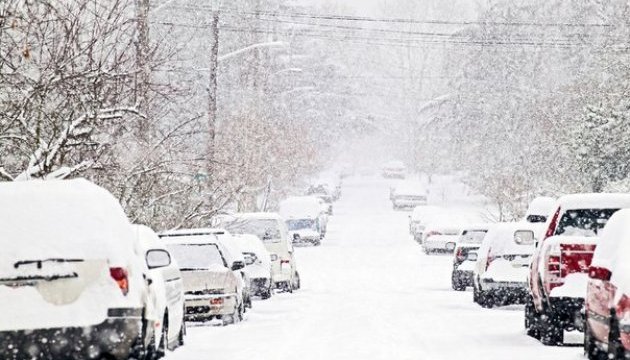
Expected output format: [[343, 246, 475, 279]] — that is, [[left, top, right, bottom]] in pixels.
[[473, 222, 544, 308], [232, 234, 274, 299], [0, 179, 149, 360], [218, 213, 301, 292], [421, 223, 462, 254], [280, 197, 327, 245], [409, 206, 444, 242], [391, 183, 428, 211], [160, 231, 246, 325], [134, 225, 185, 358], [451, 224, 492, 291], [382, 160, 406, 179]]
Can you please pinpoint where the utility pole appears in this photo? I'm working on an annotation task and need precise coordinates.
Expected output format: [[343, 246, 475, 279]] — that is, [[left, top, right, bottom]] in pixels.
[[208, 0, 220, 185], [135, 0, 151, 140]]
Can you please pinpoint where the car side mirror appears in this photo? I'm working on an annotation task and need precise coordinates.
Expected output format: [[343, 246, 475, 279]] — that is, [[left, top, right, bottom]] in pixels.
[[514, 230, 536, 245], [231, 261, 245, 271], [243, 253, 257, 266], [589, 266, 612, 281], [466, 252, 478, 262], [146, 249, 171, 270]]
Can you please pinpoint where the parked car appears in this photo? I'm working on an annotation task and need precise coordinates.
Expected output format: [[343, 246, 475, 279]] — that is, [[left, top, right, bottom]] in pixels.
[[524, 196, 556, 223], [473, 222, 543, 308], [0, 179, 150, 360], [525, 193, 630, 346], [280, 196, 327, 245], [159, 230, 246, 325], [391, 183, 428, 211], [409, 206, 444, 242], [451, 224, 492, 291], [232, 234, 274, 300], [382, 160, 406, 179], [421, 223, 462, 254], [134, 225, 185, 358], [584, 209, 630, 360], [217, 213, 301, 292]]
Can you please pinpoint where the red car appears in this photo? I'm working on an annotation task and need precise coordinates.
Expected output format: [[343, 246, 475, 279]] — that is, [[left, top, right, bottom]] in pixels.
[[585, 209, 630, 360], [525, 193, 630, 346]]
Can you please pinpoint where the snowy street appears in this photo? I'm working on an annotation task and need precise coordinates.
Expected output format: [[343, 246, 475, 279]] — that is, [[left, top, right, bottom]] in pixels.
[[170, 176, 582, 360]]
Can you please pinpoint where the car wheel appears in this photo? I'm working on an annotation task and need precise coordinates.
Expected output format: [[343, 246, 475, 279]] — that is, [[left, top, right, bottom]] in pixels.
[[608, 312, 626, 359], [261, 285, 272, 300], [540, 305, 563, 346], [177, 318, 185, 347], [293, 272, 301, 290], [480, 291, 494, 308], [525, 296, 540, 339], [451, 272, 465, 291]]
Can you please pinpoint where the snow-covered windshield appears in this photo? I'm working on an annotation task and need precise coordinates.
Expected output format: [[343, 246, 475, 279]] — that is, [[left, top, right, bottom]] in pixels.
[[459, 229, 488, 244], [286, 219, 317, 231], [222, 219, 281, 243], [167, 244, 226, 269], [555, 209, 619, 237]]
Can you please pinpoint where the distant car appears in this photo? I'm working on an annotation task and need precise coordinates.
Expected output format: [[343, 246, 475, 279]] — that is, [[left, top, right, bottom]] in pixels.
[[0, 180, 149, 360], [382, 160, 406, 179], [391, 183, 428, 211], [232, 234, 274, 300], [524, 196, 556, 223], [421, 223, 462, 254], [473, 222, 543, 308], [160, 231, 246, 325], [451, 224, 492, 291], [584, 209, 630, 360], [218, 213, 301, 292], [409, 206, 443, 242], [280, 196, 327, 244], [134, 225, 185, 358], [526, 193, 630, 346]]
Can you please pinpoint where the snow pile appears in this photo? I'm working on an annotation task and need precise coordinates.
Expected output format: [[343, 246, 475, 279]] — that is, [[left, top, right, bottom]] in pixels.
[[594, 209, 630, 296], [525, 196, 556, 217], [558, 193, 630, 210]]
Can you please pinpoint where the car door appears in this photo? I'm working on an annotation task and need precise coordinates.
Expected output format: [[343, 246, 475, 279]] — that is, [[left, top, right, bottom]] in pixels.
[[161, 261, 184, 345]]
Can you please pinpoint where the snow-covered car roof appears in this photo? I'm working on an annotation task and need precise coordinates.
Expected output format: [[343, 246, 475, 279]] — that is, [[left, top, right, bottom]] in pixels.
[[410, 206, 443, 221], [279, 196, 322, 218], [231, 234, 269, 256], [134, 224, 167, 252], [525, 196, 556, 216], [159, 230, 220, 245], [557, 193, 630, 210], [459, 223, 494, 233], [393, 182, 427, 197], [479, 222, 545, 256], [226, 212, 283, 221], [0, 179, 136, 275]]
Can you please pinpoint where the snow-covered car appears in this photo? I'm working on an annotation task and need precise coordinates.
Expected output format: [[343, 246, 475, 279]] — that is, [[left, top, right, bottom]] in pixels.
[[524, 196, 556, 223], [526, 193, 630, 346], [382, 160, 406, 179], [232, 234, 274, 299], [280, 196, 327, 244], [584, 209, 630, 360], [451, 224, 492, 291], [134, 225, 185, 357], [408, 205, 443, 242], [0, 180, 150, 360], [391, 183, 428, 211], [159, 231, 246, 325], [421, 223, 462, 254], [473, 222, 544, 308], [218, 213, 301, 292]]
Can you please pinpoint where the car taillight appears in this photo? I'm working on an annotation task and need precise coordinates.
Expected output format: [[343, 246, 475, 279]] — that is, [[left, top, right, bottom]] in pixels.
[[280, 260, 290, 265], [210, 298, 224, 306], [485, 248, 495, 271], [545, 206, 561, 239], [545, 253, 563, 291], [109, 267, 129, 296], [455, 248, 465, 262]]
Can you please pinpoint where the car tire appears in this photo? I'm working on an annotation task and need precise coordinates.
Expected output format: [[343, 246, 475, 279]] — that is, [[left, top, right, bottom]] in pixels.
[[540, 305, 563, 346], [607, 312, 626, 359], [451, 273, 466, 291], [525, 296, 540, 339], [480, 291, 495, 308], [177, 318, 185, 347], [584, 321, 607, 360], [313, 239, 321, 246], [293, 272, 301, 290], [261, 285, 272, 300]]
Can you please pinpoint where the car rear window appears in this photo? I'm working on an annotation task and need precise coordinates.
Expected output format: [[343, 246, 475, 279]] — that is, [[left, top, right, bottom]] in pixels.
[[555, 208, 619, 237], [167, 243, 226, 269]]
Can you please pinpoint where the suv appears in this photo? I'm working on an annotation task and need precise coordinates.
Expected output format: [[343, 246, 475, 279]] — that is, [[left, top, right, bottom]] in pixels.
[[160, 231, 246, 325], [391, 183, 428, 211], [584, 209, 630, 360], [451, 224, 491, 291], [0, 180, 149, 360], [525, 193, 630, 345]]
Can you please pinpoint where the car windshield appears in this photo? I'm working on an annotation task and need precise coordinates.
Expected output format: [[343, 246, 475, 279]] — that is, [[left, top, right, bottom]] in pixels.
[[459, 229, 488, 244], [555, 208, 619, 237], [166, 243, 226, 269], [286, 219, 317, 231], [222, 219, 281, 243]]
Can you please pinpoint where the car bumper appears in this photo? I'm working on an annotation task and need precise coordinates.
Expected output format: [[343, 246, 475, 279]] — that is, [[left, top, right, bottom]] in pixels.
[[0, 308, 143, 360], [184, 294, 238, 320], [423, 241, 456, 252], [250, 277, 272, 295]]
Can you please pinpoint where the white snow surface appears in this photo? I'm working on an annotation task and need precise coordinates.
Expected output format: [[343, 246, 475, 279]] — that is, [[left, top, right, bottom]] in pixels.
[[555, 193, 630, 210], [594, 209, 630, 297], [167, 175, 582, 360]]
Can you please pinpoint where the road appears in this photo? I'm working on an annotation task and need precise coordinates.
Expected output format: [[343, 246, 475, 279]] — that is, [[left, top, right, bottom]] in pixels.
[[170, 175, 583, 360]]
